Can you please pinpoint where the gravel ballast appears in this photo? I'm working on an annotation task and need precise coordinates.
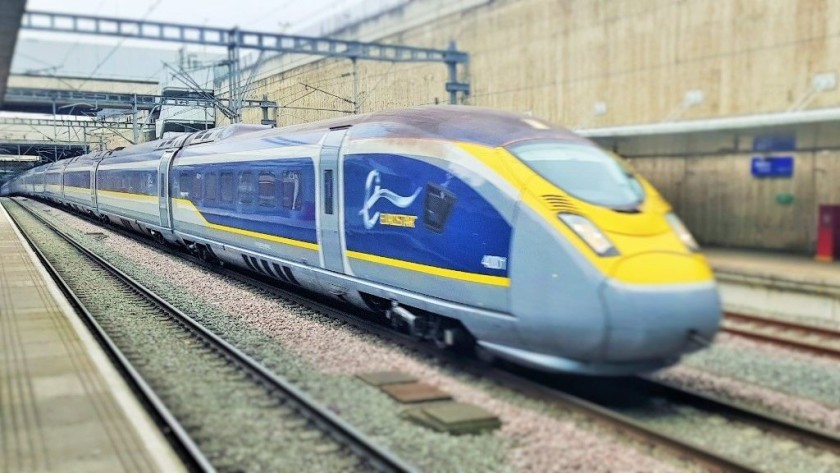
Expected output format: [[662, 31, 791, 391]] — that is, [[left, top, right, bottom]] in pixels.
[[656, 366, 840, 432], [21, 197, 840, 472], [677, 334, 840, 410], [5, 200, 364, 473], [13, 198, 690, 472]]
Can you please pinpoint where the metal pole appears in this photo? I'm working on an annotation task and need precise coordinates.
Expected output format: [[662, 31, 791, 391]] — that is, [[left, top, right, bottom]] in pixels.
[[228, 28, 242, 123], [52, 99, 57, 140], [260, 94, 276, 127], [132, 94, 139, 143], [352, 58, 359, 114], [446, 60, 457, 105], [445, 41, 464, 105]]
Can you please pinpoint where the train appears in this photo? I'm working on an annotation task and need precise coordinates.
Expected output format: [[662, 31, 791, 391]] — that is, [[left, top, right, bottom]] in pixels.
[[1, 106, 722, 376]]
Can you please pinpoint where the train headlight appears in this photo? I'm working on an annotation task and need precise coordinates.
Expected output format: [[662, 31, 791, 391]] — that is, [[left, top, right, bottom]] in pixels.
[[666, 213, 699, 251], [558, 214, 618, 257]]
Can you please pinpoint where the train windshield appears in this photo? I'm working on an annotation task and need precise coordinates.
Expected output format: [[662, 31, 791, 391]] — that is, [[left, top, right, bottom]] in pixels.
[[508, 141, 644, 209]]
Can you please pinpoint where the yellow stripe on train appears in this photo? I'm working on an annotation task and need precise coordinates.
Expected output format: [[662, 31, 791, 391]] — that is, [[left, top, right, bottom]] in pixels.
[[98, 189, 159, 203], [346, 250, 511, 287], [171, 198, 319, 251]]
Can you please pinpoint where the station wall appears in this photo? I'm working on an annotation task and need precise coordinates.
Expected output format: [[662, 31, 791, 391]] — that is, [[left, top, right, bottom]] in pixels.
[[599, 122, 840, 253], [630, 152, 825, 253], [232, 0, 840, 253], [239, 0, 840, 126]]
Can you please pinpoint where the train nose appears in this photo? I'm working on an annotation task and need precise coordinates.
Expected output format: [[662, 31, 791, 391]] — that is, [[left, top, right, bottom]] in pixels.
[[599, 253, 722, 363]]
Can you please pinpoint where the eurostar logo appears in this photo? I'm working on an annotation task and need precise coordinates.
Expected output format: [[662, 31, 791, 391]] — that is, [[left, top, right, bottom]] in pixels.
[[359, 170, 421, 229], [379, 213, 418, 227]]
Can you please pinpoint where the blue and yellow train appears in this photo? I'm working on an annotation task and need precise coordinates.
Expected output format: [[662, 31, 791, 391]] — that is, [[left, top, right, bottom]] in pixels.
[[2, 106, 721, 375]]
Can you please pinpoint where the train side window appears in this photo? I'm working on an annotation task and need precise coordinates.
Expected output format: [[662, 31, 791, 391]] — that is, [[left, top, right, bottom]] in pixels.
[[323, 170, 333, 215], [145, 172, 155, 195], [130, 172, 143, 194], [178, 172, 193, 198], [281, 170, 302, 210], [65, 171, 89, 188], [192, 172, 203, 200], [205, 173, 218, 202], [221, 172, 235, 203], [238, 172, 254, 204], [259, 171, 276, 207], [424, 183, 457, 233], [158, 173, 166, 197]]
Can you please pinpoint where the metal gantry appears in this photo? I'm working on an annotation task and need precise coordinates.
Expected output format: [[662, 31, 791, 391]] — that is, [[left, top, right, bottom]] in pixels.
[[21, 10, 471, 117], [3, 88, 273, 111], [0, 140, 89, 162], [2, 87, 277, 141], [0, 116, 149, 130]]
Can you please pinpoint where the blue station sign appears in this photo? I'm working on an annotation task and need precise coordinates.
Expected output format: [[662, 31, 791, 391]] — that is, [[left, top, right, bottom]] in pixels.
[[751, 156, 794, 178]]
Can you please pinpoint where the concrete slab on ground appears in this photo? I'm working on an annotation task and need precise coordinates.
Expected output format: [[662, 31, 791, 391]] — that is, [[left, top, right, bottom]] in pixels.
[[403, 402, 501, 435], [356, 371, 418, 387], [380, 382, 452, 403]]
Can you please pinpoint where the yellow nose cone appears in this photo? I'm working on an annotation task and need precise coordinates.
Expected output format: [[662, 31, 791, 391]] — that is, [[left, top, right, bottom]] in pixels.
[[610, 252, 714, 285]]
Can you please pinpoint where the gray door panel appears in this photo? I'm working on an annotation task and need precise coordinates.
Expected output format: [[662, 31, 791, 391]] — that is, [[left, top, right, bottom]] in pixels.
[[158, 150, 177, 229], [90, 164, 98, 211], [319, 128, 348, 273]]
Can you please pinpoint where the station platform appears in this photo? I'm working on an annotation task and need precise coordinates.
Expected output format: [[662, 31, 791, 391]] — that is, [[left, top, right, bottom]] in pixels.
[[705, 248, 840, 326], [0, 202, 183, 472]]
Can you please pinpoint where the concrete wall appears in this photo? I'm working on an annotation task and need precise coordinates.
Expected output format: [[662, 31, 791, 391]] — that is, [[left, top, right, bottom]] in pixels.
[[231, 0, 840, 253], [631, 152, 821, 252], [239, 0, 840, 127], [599, 121, 840, 253]]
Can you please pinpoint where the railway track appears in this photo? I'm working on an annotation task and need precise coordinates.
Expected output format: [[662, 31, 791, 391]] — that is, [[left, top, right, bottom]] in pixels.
[[6, 201, 213, 472], [6, 198, 413, 473], [17, 197, 840, 473], [723, 312, 840, 359]]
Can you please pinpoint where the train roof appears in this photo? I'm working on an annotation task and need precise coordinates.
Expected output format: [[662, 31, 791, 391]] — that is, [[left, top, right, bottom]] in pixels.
[[130, 106, 588, 154], [23, 106, 588, 172], [262, 105, 587, 148]]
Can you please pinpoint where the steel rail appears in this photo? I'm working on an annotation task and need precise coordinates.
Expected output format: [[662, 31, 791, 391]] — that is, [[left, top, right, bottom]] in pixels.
[[16, 200, 759, 473], [723, 312, 840, 359], [10, 198, 415, 473], [638, 376, 840, 456], [170, 260, 764, 473], [4, 200, 215, 473], [21, 197, 840, 472]]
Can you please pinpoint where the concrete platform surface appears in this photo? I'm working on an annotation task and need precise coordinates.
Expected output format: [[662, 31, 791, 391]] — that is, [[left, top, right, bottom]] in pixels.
[[706, 248, 840, 288], [705, 247, 840, 325], [0, 201, 184, 472]]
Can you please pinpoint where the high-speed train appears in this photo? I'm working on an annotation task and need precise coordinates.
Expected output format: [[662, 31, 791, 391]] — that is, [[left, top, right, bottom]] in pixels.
[[2, 106, 721, 375]]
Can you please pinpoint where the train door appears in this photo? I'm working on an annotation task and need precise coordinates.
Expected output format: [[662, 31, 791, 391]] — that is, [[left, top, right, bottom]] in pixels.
[[318, 127, 349, 273], [158, 149, 177, 229], [90, 162, 98, 211]]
